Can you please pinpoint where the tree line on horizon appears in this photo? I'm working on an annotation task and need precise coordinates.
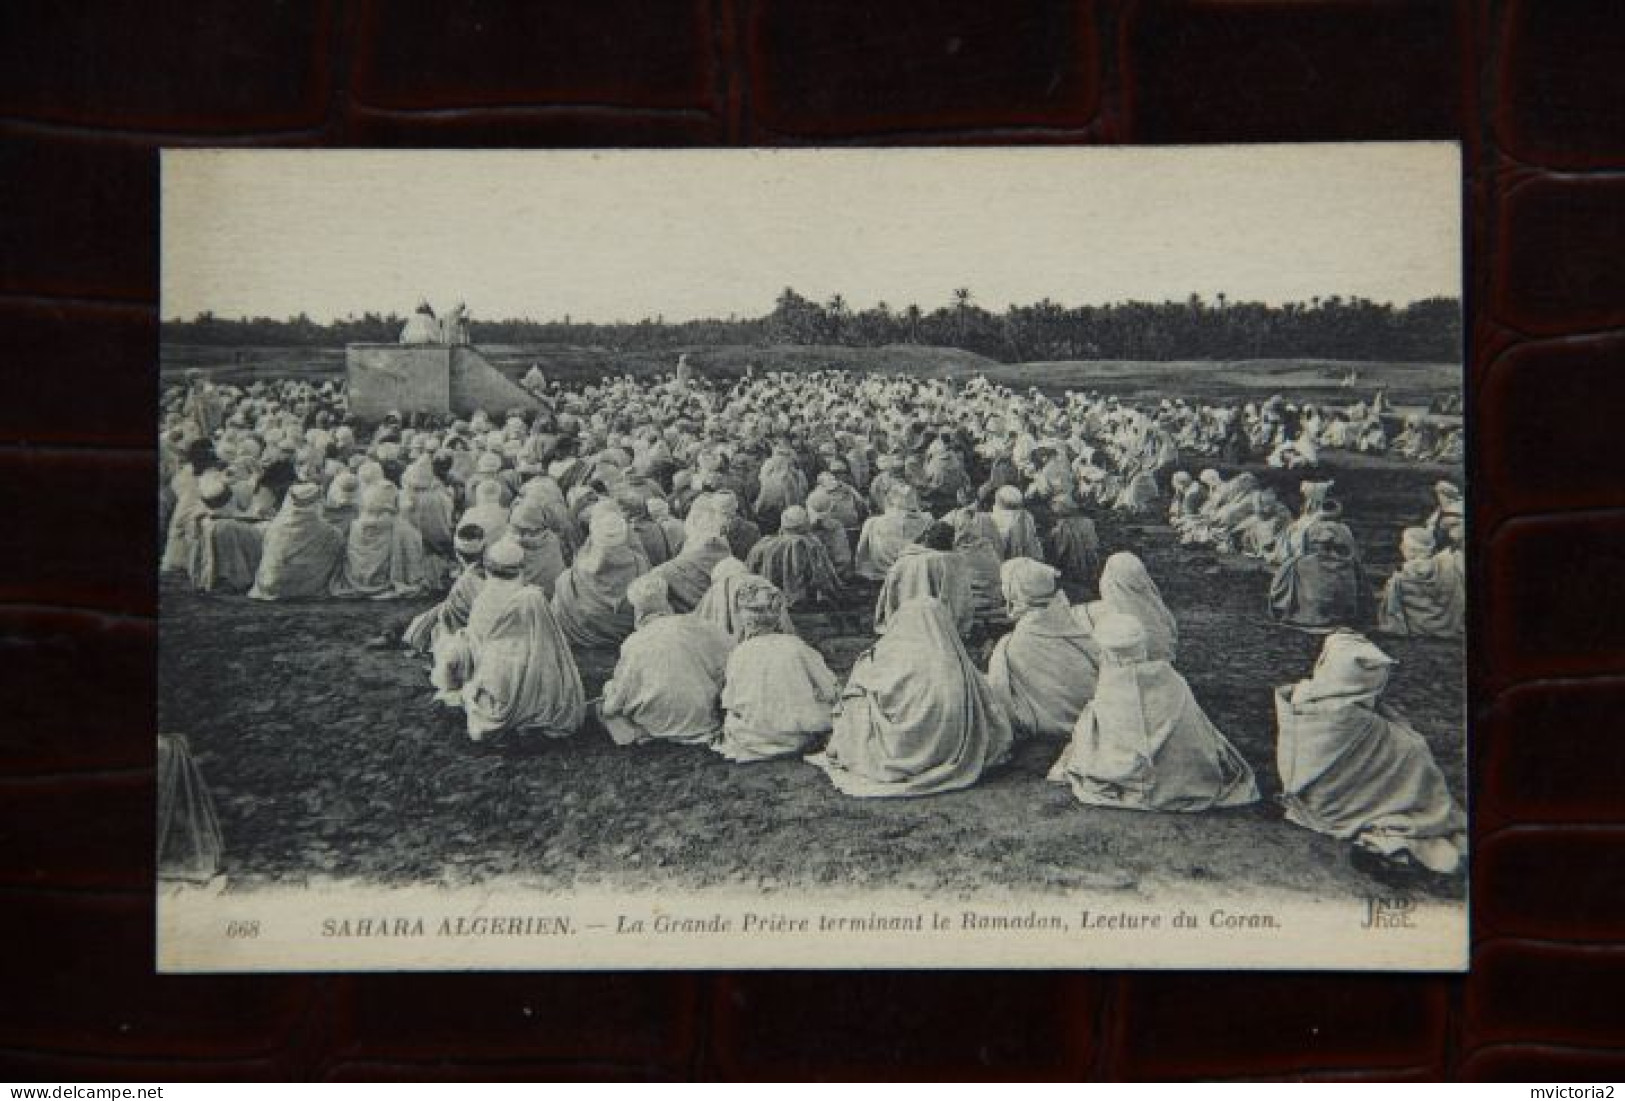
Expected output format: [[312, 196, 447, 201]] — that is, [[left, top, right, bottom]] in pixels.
[[161, 289, 1461, 363]]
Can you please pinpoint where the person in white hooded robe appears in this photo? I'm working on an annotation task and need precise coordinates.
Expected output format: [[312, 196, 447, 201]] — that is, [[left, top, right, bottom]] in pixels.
[[809, 597, 1013, 798], [551, 507, 650, 648], [1073, 551, 1179, 662], [329, 482, 430, 599], [1273, 631, 1465, 875], [714, 580, 839, 763], [853, 482, 933, 581], [248, 483, 344, 601], [1376, 526, 1464, 639], [402, 522, 488, 654], [989, 485, 1045, 561], [597, 574, 732, 747], [872, 521, 974, 637], [431, 537, 585, 743], [1049, 612, 1259, 813], [986, 558, 1101, 739], [652, 497, 732, 611]]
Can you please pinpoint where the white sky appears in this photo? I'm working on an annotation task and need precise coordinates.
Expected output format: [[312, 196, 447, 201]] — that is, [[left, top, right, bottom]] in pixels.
[[162, 145, 1461, 323]]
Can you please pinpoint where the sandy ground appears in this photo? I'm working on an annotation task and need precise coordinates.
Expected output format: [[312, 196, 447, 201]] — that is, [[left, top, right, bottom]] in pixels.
[[158, 454, 1466, 905]]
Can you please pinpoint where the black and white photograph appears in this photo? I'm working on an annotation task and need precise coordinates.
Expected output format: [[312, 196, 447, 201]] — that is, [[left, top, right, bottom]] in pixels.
[[157, 146, 1466, 971]]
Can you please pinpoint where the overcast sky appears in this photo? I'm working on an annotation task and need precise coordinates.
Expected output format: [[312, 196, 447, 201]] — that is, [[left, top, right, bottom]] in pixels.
[[162, 145, 1460, 323]]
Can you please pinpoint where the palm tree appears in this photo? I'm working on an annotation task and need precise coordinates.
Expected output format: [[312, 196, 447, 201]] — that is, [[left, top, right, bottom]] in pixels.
[[826, 293, 848, 343], [951, 287, 974, 347]]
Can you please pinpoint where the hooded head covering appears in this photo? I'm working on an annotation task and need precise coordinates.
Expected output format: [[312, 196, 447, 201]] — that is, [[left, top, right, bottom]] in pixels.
[[508, 496, 553, 542], [734, 578, 787, 639], [454, 522, 488, 559], [1300, 479, 1335, 515], [1093, 611, 1149, 663], [1096, 552, 1178, 661], [286, 482, 321, 508], [1401, 526, 1437, 560], [197, 469, 230, 506], [884, 483, 920, 513], [1292, 630, 1396, 708], [685, 500, 725, 541], [361, 482, 399, 514], [484, 536, 525, 577], [626, 573, 672, 623], [994, 485, 1024, 510], [326, 471, 360, 508], [403, 457, 437, 491], [780, 506, 810, 534], [588, 508, 631, 549], [1000, 557, 1060, 615], [1199, 469, 1222, 488], [1439, 513, 1465, 546]]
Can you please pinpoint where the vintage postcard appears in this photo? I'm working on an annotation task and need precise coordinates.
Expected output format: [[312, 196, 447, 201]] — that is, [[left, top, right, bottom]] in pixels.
[[157, 146, 1466, 971]]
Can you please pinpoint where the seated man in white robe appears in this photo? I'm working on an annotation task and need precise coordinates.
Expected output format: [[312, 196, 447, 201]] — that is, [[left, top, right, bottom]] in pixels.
[[943, 487, 1007, 626], [330, 483, 430, 599], [803, 492, 853, 579], [987, 558, 1101, 740], [507, 495, 568, 597], [431, 537, 585, 743], [1166, 471, 1197, 525], [190, 469, 264, 594], [646, 497, 686, 558], [1077, 551, 1179, 662], [711, 490, 761, 562], [1268, 504, 1369, 632], [402, 522, 488, 655], [1273, 631, 1466, 875], [551, 507, 651, 648], [853, 482, 933, 581], [1376, 526, 1464, 639], [597, 575, 732, 748], [651, 501, 731, 612], [1049, 613, 1259, 813], [458, 480, 510, 549], [248, 483, 344, 601], [989, 485, 1044, 561], [714, 580, 839, 763], [745, 505, 843, 609], [753, 442, 808, 527], [809, 469, 866, 529], [873, 521, 974, 637], [810, 597, 1013, 799]]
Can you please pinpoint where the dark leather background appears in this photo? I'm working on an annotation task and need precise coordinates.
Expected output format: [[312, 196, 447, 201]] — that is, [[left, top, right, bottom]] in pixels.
[[2, 0, 1622, 1081]]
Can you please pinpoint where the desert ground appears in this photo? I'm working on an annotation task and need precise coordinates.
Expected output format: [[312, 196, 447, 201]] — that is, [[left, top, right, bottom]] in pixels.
[[157, 350, 1465, 905]]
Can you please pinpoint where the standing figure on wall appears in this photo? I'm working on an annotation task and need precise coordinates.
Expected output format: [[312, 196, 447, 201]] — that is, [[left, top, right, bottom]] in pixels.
[[399, 300, 440, 345], [441, 302, 470, 345]]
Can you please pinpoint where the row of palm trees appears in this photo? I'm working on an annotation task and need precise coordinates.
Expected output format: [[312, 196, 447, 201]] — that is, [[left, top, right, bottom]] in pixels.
[[163, 289, 1460, 363]]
